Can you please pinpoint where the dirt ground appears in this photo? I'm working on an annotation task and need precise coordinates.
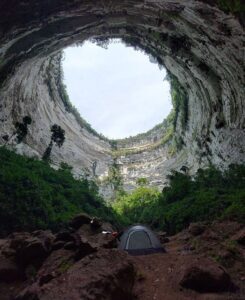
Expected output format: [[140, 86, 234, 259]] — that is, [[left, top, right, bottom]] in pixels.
[[131, 222, 245, 300]]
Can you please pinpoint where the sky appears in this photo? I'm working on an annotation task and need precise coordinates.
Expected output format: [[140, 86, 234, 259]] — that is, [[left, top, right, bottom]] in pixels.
[[62, 40, 172, 139]]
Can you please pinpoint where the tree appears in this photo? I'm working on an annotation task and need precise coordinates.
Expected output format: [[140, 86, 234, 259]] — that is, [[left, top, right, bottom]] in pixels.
[[50, 124, 65, 147], [11, 116, 32, 144], [42, 124, 65, 161]]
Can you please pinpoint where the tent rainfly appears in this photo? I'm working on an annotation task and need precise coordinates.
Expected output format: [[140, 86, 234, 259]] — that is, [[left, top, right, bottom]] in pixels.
[[118, 225, 165, 255]]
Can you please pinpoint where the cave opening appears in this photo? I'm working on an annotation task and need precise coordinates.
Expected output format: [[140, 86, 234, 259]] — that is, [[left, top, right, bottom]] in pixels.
[[62, 39, 172, 139], [0, 3, 244, 297], [0, 0, 244, 186]]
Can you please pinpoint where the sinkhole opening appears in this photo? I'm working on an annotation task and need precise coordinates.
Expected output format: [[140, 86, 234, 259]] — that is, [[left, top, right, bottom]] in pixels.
[[62, 39, 172, 140]]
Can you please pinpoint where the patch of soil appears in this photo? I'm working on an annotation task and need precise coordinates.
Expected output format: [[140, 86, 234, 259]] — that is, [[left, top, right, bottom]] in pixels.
[[132, 221, 245, 300], [0, 217, 244, 300]]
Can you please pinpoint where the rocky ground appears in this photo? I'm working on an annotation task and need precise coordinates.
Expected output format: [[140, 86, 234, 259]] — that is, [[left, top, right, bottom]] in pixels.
[[0, 215, 244, 300], [133, 222, 245, 300]]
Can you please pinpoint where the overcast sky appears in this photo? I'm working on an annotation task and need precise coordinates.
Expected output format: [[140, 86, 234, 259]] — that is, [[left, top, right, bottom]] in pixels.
[[62, 40, 172, 139]]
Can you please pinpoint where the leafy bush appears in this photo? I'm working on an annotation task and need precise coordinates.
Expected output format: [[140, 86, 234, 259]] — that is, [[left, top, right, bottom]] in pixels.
[[0, 147, 117, 236], [113, 186, 161, 227], [136, 178, 148, 186], [217, 0, 245, 13], [113, 165, 245, 234], [1, 146, 244, 237], [14, 116, 32, 143]]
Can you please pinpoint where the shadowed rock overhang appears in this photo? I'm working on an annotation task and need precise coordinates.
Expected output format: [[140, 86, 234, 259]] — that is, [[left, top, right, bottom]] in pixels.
[[0, 0, 244, 195]]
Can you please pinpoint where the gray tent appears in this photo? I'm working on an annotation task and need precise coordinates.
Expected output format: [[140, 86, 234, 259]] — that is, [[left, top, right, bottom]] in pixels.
[[118, 225, 165, 255]]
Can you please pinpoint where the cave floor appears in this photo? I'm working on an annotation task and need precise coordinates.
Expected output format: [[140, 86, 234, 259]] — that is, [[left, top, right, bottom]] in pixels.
[[131, 222, 245, 300]]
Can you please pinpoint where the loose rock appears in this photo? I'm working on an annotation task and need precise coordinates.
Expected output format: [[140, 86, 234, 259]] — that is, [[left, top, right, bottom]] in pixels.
[[0, 255, 22, 283], [188, 223, 206, 236], [69, 214, 92, 229], [179, 258, 234, 293]]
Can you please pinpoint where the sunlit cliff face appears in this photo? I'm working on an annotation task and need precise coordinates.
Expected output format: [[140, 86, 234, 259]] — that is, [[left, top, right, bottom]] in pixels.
[[0, 0, 244, 195]]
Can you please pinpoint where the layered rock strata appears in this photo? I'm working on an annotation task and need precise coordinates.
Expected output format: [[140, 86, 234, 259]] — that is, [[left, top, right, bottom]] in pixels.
[[0, 0, 244, 195]]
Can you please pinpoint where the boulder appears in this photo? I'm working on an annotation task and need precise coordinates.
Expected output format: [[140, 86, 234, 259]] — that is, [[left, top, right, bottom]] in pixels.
[[201, 229, 219, 241], [54, 230, 75, 243], [32, 230, 55, 252], [52, 241, 65, 251], [16, 249, 135, 300], [5, 232, 50, 267], [76, 224, 117, 249], [74, 237, 97, 260], [90, 217, 102, 230], [9, 232, 31, 250], [15, 237, 49, 266], [0, 239, 7, 250], [69, 213, 92, 229], [231, 228, 245, 246], [179, 258, 234, 293], [36, 249, 75, 286], [0, 255, 22, 282], [188, 223, 206, 236], [93, 232, 117, 249], [63, 241, 76, 250]]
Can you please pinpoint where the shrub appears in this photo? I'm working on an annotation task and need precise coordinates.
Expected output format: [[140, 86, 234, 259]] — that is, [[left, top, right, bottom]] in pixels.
[[113, 165, 245, 234], [0, 147, 118, 236], [14, 116, 32, 143]]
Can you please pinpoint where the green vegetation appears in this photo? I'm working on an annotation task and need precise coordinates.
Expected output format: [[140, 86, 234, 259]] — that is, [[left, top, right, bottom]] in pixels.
[[113, 165, 245, 234], [161, 124, 174, 145], [168, 73, 188, 131], [1, 146, 244, 238], [57, 40, 188, 161], [58, 54, 109, 142], [111, 140, 163, 158], [100, 160, 124, 194], [136, 178, 148, 186], [217, 0, 245, 13], [42, 124, 66, 161], [113, 186, 161, 226], [117, 122, 168, 145], [58, 260, 73, 273], [0, 147, 117, 236], [15, 116, 32, 144], [111, 114, 175, 159], [3, 115, 33, 145]]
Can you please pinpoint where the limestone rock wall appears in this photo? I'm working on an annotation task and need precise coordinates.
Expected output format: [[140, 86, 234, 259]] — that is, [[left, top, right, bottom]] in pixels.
[[0, 0, 244, 197], [0, 54, 113, 180]]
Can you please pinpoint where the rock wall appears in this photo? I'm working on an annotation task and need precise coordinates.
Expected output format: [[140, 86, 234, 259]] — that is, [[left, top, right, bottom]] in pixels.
[[0, 54, 113, 181], [0, 0, 244, 197]]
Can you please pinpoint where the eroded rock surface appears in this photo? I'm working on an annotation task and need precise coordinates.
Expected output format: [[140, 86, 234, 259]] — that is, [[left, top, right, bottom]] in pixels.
[[0, 217, 244, 300], [179, 259, 233, 293], [0, 215, 135, 300], [16, 249, 135, 300], [0, 0, 244, 196]]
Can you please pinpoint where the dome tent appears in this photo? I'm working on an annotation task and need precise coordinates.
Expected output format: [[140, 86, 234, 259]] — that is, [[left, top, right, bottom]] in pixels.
[[118, 225, 165, 255]]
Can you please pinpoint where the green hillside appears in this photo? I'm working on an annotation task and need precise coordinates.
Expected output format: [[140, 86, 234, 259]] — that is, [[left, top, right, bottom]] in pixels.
[[0, 147, 117, 236]]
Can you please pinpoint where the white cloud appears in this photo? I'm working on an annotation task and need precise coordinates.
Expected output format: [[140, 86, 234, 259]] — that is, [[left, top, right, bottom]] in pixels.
[[62, 40, 172, 139]]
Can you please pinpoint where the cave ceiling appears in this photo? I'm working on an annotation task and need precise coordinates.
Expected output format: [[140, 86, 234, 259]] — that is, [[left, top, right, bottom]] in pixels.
[[0, 0, 244, 194]]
